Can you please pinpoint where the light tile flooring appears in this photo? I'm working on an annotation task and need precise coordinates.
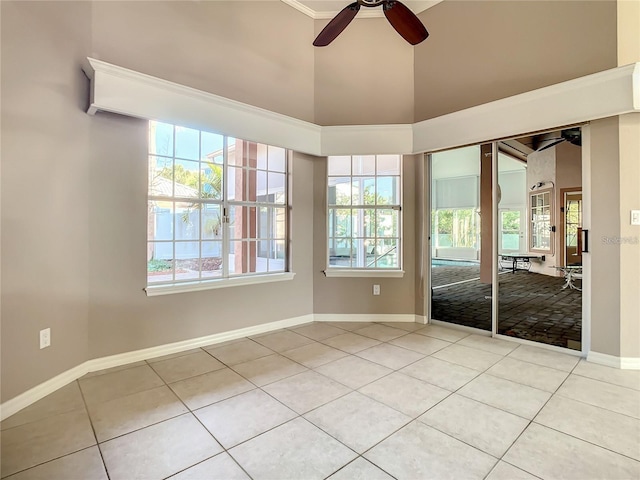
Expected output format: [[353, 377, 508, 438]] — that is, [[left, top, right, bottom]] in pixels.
[[2, 322, 639, 480]]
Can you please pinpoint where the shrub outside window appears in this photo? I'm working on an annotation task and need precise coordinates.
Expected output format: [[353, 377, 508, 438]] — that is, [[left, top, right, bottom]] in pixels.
[[147, 121, 288, 286], [327, 155, 402, 271]]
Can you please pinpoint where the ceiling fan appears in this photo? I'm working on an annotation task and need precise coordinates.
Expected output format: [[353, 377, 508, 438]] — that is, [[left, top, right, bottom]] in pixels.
[[533, 128, 582, 152], [313, 0, 429, 47]]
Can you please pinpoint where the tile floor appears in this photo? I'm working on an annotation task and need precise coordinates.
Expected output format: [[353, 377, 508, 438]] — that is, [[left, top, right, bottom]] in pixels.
[[1, 322, 639, 480]]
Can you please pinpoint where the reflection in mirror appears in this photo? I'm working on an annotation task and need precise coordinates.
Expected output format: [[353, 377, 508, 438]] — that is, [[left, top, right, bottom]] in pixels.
[[430, 145, 491, 331], [497, 128, 582, 350]]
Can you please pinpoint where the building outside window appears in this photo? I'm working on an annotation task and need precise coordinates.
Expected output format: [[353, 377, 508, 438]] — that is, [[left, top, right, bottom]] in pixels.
[[326, 155, 402, 271], [147, 121, 288, 286]]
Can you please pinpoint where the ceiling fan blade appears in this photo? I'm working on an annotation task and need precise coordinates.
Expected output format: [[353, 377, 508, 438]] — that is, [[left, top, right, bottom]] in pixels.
[[313, 2, 361, 47], [383, 0, 429, 45]]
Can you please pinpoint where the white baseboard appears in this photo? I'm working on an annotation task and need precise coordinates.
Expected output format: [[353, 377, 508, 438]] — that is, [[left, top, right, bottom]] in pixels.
[[0, 363, 90, 422], [414, 315, 428, 325], [314, 313, 418, 323], [87, 314, 314, 372], [587, 351, 640, 370], [0, 314, 313, 421]]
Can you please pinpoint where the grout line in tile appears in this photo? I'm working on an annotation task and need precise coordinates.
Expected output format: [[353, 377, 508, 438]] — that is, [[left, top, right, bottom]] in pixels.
[[150, 356, 256, 480], [161, 452, 222, 479], [398, 356, 484, 392], [231, 359, 310, 389], [552, 389, 640, 422], [320, 455, 399, 480], [310, 359, 396, 392], [491, 363, 582, 475], [187, 411, 255, 480], [481, 459, 544, 480], [356, 417, 422, 458], [285, 323, 351, 339], [93, 411, 192, 445], [570, 370, 640, 391], [481, 371, 563, 395], [551, 360, 640, 420], [201, 338, 277, 365], [503, 347, 582, 374], [320, 457, 357, 480], [146, 355, 227, 385], [90, 354, 212, 475], [214, 344, 405, 466], [352, 330, 414, 344], [0, 404, 90, 434], [0, 445, 105, 480], [453, 379, 548, 423], [352, 351, 427, 371], [76, 380, 112, 480], [411, 420, 503, 463], [530, 420, 640, 464], [204, 390, 363, 477], [145, 347, 208, 365]]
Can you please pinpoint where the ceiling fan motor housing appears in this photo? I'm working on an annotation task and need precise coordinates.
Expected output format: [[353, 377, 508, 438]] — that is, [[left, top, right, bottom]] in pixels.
[[313, 0, 429, 47]]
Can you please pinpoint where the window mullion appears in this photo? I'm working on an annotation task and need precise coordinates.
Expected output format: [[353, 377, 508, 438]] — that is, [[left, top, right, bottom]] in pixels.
[[172, 126, 177, 282], [373, 158, 378, 267], [222, 136, 230, 279], [198, 130, 202, 280]]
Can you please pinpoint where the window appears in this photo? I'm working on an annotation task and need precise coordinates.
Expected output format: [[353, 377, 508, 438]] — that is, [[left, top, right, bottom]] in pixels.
[[326, 155, 402, 272], [432, 208, 479, 249], [565, 196, 582, 248], [500, 209, 523, 252], [530, 189, 552, 252], [147, 121, 289, 288]]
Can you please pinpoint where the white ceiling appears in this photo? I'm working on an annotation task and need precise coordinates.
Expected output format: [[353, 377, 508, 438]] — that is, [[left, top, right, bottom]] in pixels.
[[281, 0, 442, 19]]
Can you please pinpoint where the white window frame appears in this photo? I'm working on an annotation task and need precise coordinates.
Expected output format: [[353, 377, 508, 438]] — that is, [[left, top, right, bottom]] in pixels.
[[529, 188, 554, 253], [146, 122, 293, 296], [325, 155, 404, 278]]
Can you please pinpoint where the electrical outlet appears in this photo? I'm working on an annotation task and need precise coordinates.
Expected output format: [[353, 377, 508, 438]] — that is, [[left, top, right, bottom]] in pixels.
[[631, 210, 640, 226], [373, 284, 380, 296], [40, 328, 51, 349]]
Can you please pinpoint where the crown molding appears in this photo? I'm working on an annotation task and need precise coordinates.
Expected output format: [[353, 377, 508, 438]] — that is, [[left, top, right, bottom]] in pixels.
[[281, 0, 441, 20], [412, 62, 640, 153], [280, 0, 396, 19], [83, 58, 640, 157], [281, 0, 320, 18]]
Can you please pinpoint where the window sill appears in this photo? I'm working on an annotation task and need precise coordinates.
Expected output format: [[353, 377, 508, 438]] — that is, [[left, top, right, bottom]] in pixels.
[[323, 269, 404, 278], [145, 272, 296, 296]]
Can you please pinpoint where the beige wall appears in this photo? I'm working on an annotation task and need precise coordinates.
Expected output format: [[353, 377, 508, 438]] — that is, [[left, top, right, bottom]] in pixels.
[[589, 113, 640, 359], [414, 0, 617, 121], [87, 115, 315, 358], [313, 18, 415, 125], [617, 0, 640, 65], [616, 0, 640, 359], [589, 117, 621, 357], [617, 113, 640, 358], [1, 1, 93, 401], [313, 156, 417, 314], [91, 1, 316, 123]]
